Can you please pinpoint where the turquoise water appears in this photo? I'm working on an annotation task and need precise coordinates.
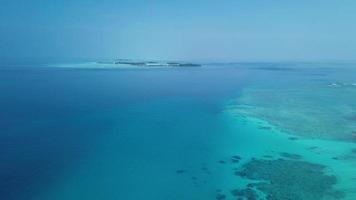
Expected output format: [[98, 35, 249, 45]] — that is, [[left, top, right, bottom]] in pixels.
[[0, 62, 355, 199]]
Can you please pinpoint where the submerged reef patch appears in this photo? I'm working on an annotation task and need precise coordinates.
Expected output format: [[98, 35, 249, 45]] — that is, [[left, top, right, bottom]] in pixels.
[[231, 187, 259, 199], [231, 155, 242, 163], [258, 126, 272, 130], [330, 148, 356, 160], [279, 152, 302, 160], [176, 169, 186, 174], [215, 193, 226, 200], [228, 86, 356, 141], [218, 160, 227, 164], [288, 137, 299, 141], [235, 158, 344, 200], [352, 148, 356, 154], [344, 114, 356, 121]]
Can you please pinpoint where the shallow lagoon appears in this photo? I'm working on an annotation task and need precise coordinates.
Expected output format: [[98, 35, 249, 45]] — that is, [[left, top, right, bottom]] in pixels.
[[0, 62, 355, 199]]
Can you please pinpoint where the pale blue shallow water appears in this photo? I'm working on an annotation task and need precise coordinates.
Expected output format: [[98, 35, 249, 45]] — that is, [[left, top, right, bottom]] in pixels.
[[1, 62, 355, 199]]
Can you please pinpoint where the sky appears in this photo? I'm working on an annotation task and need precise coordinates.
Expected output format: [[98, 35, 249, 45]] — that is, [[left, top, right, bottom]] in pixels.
[[1, 0, 356, 62]]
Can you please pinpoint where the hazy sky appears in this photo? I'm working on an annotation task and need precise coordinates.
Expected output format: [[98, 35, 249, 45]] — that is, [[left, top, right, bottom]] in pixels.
[[1, 0, 356, 61]]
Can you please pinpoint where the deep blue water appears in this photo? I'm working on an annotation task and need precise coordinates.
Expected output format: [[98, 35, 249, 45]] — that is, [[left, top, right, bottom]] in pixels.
[[0, 64, 254, 199]]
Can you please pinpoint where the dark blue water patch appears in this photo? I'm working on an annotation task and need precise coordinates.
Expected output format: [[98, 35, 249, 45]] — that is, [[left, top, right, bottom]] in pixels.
[[0, 66, 251, 130], [0, 65, 251, 199], [0, 112, 118, 200]]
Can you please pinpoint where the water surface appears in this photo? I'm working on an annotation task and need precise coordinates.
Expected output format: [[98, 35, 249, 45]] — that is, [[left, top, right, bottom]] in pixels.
[[1, 62, 355, 199]]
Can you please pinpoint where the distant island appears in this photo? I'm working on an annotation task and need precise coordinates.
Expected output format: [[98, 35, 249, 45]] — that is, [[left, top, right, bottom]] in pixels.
[[97, 59, 202, 67]]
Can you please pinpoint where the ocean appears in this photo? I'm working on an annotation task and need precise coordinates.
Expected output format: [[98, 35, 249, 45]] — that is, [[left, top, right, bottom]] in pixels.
[[0, 61, 355, 200]]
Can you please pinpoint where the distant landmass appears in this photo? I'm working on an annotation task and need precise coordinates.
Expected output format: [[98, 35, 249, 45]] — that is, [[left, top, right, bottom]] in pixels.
[[97, 59, 201, 67]]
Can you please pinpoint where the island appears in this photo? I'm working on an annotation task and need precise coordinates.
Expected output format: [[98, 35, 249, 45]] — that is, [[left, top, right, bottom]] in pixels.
[[97, 59, 202, 67]]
